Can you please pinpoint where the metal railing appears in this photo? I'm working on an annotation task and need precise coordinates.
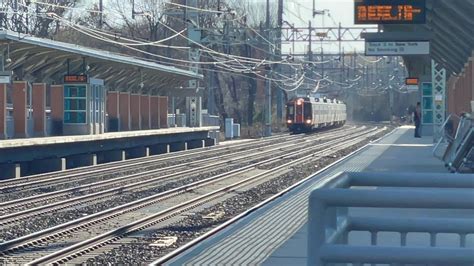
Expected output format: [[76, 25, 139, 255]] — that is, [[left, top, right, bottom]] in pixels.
[[167, 114, 187, 127], [5, 116, 53, 138], [308, 172, 474, 266], [202, 114, 220, 127], [434, 114, 473, 172], [167, 113, 221, 128]]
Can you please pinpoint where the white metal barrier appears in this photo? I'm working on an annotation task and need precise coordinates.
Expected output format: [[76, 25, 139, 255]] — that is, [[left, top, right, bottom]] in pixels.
[[308, 172, 474, 266], [168, 113, 219, 127], [202, 114, 220, 127], [434, 114, 473, 172]]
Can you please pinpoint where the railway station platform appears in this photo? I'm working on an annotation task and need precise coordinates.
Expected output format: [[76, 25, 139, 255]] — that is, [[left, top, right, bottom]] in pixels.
[[0, 126, 219, 179], [167, 126, 473, 265]]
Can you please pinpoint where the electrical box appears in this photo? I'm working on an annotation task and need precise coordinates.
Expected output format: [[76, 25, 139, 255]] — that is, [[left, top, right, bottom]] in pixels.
[[233, 123, 241, 139], [186, 96, 202, 127], [225, 118, 234, 140]]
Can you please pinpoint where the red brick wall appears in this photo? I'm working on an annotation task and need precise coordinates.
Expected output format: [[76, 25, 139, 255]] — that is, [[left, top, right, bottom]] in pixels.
[[447, 76, 456, 115], [32, 83, 46, 136], [448, 57, 474, 116], [51, 85, 64, 121], [0, 84, 6, 138], [467, 59, 474, 112], [107, 91, 120, 119], [130, 94, 141, 130], [140, 95, 150, 130], [119, 92, 130, 131], [13, 81, 28, 138], [150, 96, 159, 129], [158, 96, 168, 128]]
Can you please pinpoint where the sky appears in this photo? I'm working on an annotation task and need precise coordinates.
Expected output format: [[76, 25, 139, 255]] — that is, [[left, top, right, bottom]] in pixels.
[[74, 0, 369, 54], [282, 0, 372, 54]]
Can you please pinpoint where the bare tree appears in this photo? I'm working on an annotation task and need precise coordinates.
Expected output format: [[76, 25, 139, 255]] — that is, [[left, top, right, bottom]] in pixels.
[[0, 0, 78, 37]]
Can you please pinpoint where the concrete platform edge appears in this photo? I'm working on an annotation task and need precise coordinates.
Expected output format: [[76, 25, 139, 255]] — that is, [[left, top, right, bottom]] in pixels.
[[164, 126, 397, 265]]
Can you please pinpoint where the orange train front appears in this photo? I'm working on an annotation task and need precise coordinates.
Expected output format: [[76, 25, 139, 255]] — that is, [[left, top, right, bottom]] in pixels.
[[286, 97, 346, 133]]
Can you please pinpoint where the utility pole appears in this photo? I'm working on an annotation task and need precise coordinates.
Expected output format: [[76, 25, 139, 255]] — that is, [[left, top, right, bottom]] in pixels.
[[266, 0, 270, 33], [340, 48, 345, 87], [264, 0, 272, 137], [207, 67, 215, 115], [338, 22, 342, 56], [13, 0, 18, 32], [307, 20, 313, 94], [99, 0, 103, 29], [276, 0, 284, 123], [321, 47, 324, 81], [365, 66, 369, 91]]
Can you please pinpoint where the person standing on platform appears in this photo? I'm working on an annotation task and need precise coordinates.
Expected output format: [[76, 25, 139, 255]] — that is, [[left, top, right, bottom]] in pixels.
[[414, 102, 422, 138]]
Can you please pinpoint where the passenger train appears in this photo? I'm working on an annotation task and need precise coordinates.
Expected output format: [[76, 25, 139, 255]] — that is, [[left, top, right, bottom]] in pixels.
[[286, 97, 347, 133]]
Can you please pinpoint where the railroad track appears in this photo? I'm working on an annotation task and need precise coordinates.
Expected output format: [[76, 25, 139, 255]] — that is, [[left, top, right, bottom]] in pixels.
[[150, 126, 394, 266], [0, 127, 364, 242], [0, 127, 358, 220], [0, 132, 299, 191], [0, 128, 337, 197], [0, 126, 384, 265], [0, 133, 308, 204]]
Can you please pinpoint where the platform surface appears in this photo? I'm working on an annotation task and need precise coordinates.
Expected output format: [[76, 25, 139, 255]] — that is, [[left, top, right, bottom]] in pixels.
[[0, 126, 219, 148], [168, 126, 469, 266]]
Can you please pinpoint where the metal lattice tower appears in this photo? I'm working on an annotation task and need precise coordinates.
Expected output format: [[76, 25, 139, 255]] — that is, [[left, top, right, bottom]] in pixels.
[[432, 59, 446, 142], [186, 0, 202, 128]]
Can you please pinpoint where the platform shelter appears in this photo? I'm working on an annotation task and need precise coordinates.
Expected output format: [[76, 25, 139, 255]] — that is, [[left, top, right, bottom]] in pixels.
[[0, 30, 202, 138]]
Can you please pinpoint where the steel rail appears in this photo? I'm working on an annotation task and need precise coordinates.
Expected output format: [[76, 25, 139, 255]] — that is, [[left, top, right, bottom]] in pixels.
[[0, 128, 352, 191], [0, 128, 363, 229], [150, 127, 394, 265], [0, 128, 363, 214], [0, 128, 356, 215], [0, 132, 305, 189], [27, 128, 384, 265], [0, 127, 377, 258]]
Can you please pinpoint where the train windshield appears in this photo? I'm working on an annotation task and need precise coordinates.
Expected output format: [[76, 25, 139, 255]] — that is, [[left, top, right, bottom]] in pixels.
[[287, 104, 294, 118]]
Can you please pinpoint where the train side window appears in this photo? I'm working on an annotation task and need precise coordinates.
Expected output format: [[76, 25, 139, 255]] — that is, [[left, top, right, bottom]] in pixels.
[[304, 103, 312, 117]]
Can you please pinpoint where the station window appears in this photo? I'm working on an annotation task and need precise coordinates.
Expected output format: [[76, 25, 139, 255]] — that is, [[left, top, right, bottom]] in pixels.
[[64, 111, 86, 123], [65, 86, 86, 97], [422, 85, 432, 97], [64, 85, 87, 124], [421, 83, 433, 125], [422, 97, 433, 110], [423, 110, 433, 124]]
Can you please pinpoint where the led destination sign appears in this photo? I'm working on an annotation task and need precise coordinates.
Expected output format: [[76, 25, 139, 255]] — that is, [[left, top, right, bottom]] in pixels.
[[355, 0, 426, 24], [64, 75, 88, 83], [406, 78, 419, 86]]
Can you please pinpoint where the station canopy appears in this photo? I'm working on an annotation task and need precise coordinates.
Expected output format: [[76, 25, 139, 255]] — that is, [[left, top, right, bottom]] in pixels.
[[0, 30, 202, 92], [383, 0, 474, 76]]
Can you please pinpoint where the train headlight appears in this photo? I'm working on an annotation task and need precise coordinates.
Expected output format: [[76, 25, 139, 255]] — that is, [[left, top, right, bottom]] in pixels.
[[306, 119, 312, 124], [287, 120, 293, 124]]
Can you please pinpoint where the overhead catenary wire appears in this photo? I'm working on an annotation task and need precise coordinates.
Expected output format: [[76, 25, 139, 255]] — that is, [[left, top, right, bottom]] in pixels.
[[46, 0, 297, 66], [16, 4, 286, 73], [16, 0, 297, 66], [8, 1, 402, 94], [165, 2, 226, 14]]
